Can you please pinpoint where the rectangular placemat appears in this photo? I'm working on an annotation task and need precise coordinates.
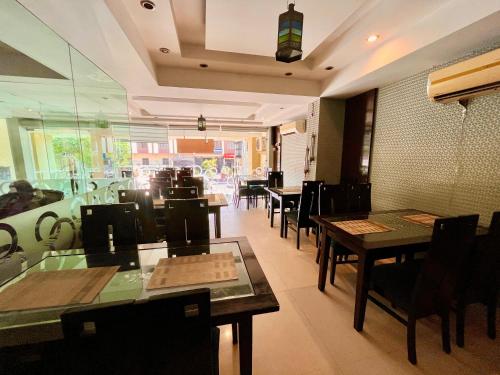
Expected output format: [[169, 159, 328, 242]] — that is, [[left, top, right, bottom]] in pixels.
[[0, 266, 119, 312], [147, 252, 238, 290], [402, 214, 440, 227], [331, 220, 394, 235]]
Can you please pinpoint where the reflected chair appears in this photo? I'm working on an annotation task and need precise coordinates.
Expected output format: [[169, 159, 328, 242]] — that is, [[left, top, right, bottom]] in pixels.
[[150, 177, 173, 198], [157, 168, 176, 178], [183, 177, 204, 196], [164, 198, 209, 243], [284, 180, 323, 249], [455, 211, 499, 347], [118, 189, 157, 243], [61, 288, 219, 375], [235, 177, 253, 210], [176, 169, 192, 185], [80, 203, 138, 252], [165, 187, 199, 200], [369, 215, 479, 364]]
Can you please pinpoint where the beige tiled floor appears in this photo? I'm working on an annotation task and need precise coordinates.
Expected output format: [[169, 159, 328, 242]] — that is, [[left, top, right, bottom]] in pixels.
[[216, 204, 500, 375]]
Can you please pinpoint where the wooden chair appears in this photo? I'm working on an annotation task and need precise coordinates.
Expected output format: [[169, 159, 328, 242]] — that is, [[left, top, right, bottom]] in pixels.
[[149, 177, 173, 198], [80, 203, 138, 252], [369, 215, 479, 364], [118, 190, 157, 243], [236, 177, 253, 210], [247, 180, 268, 208], [183, 176, 204, 196], [284, 180, 323, 249], [165, 187, 199, 199], [157, 168, 176, 178], [455, 211, 499, 347], [164, 198, 209, 243], [61, 288, 219, 375], [267, 171, 284, 219], [176, 169, 192, 185]]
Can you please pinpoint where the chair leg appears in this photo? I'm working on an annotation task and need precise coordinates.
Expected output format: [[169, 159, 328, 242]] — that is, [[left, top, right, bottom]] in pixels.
[[232, 322, 238, 344], [315, 245, 321, 264], [305, 227, 309, 237], [296, 228, 300, 249], [456, 300, 466, 348], [487, 290, 497, 339], [407, 315, 417, 365], [284, 217, 288, 238], [315, 226, 320, 247], [441, 310, 451, 354]]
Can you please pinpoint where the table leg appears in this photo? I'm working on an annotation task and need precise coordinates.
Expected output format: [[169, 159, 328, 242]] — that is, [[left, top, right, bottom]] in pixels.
[[279, 197, 285, 238], [239, 316, 253, 375], [318, 227, 331, 291], [214, 207, 221, 238], [354, 254, 374, 331], [232, 322, 238, 344]]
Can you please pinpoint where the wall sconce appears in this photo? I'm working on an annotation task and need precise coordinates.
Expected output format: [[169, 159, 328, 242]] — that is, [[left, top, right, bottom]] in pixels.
[[309, 133, 316, 162]]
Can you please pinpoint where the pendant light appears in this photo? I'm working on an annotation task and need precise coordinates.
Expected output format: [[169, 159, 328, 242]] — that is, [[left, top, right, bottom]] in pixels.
[[275, 2, 304, 63], [197, 114, 206, 131]]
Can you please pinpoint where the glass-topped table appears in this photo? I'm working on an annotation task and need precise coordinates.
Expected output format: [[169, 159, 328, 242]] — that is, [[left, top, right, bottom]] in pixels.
[[0, 237, 278, 375], [312, 209, 488, 332]]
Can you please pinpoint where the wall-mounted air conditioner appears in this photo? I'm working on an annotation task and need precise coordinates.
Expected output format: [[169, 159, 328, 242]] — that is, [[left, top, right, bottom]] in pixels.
[[427, 48, 500, 103], [280, 119, 306, 135]]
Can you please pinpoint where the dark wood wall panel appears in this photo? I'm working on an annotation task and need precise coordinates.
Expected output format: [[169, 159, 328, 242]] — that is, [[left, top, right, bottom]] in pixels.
[[340, 89, 378, 183]]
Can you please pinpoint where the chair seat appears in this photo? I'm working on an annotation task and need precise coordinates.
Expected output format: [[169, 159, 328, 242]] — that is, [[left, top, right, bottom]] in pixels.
[[371, 260, 424, 311]]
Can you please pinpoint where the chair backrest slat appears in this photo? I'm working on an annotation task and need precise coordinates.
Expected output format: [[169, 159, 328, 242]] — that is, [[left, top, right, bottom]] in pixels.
[[267, 171, 284, 188], [61, 288, 213, 375], [298, 180, 323, 222], [164, 198, 209, 243], [118, 190, 156, 243], [182, 177, 204, 196]]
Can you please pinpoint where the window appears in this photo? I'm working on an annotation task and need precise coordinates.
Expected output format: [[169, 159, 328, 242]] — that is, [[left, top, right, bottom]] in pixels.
[[159, 143, 169, 153], [142, 158, 149, 165], [162, 158, 169, 165]]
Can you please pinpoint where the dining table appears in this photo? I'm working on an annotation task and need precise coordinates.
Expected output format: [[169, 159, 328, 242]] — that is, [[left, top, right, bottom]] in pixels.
[[153, 193, 228, 238], [0, 237, 279, 375], [312, 209, 488, 332], [265, 186, 301, 237]]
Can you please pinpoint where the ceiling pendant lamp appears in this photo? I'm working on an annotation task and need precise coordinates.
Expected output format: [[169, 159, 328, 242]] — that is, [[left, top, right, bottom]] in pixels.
[[197, 114, 206, 131], [275, 2, 304, 63]]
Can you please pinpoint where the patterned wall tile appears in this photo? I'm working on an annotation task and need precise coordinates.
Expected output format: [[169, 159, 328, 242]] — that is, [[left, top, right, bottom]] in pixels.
[[371, 43, 500, 225]]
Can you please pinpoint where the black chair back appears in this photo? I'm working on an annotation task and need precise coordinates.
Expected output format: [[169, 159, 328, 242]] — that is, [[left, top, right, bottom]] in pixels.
[[183, 177, 204, 196], [80, 203, 138, 252], [267, 171, 284, 188], [318, 184, 350, 215], [349, 183, 372, 212], [157, 168, 176, 178], [118, 190, 157, 243], [176, 169, 192, 185], [166, 187, 199, 199], [150, 177, 173, 198], [413, 215, 479, 311], [61, 289, 215, 375], [164, 198, 209, 243], [297, 181, 323, 223]]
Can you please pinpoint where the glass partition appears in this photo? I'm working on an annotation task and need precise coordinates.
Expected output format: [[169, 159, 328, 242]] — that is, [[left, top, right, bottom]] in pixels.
[[0, 0, 131, 283]]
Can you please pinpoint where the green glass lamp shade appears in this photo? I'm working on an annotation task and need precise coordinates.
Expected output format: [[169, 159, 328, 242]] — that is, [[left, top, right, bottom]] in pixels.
[[275, 3, 303, 63]]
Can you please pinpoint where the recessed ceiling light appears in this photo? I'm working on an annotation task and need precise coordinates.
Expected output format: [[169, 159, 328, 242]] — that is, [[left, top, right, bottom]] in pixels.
[[102, 97, 109, 100], [325, 66, 334, 71], [27, 108, 33, 112], [280, 107, 284, 110], [159, 47, 170, 54], [140, 1, 156, 10], [285, 72, 293, 76], [200, 63, 208, 68], [367, 34, 380, 43]]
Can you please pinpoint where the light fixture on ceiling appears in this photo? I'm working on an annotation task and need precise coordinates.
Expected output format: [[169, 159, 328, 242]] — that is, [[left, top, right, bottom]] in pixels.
[[285, 72, 293, 76], [199, 63, 208, 68], [367, 34, 380, 43], [325, 66, 334, 70], [197, 114, 206, 131], [275, 2, 304, 63], [159, 47, 170, 54], [140, 1, 156, 11]]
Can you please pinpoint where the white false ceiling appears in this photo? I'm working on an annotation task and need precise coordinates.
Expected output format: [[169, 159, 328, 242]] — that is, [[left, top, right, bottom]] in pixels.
[[205, 0, 367, 58]]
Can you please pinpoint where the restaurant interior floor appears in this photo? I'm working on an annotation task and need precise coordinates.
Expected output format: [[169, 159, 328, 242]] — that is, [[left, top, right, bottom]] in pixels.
[[216, 204, 500, 375]]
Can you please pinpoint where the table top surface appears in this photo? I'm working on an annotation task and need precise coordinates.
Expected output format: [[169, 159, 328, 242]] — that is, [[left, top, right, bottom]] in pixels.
[[312, 209, 488, 250], [153, 193, 228, 208], [0, 237, 278, 332], [266, 186, 302, 196]]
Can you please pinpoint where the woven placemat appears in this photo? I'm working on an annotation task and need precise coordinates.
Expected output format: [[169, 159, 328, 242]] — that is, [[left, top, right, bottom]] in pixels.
[[331, 220, 394, 235], [402, 214, 440, 227]]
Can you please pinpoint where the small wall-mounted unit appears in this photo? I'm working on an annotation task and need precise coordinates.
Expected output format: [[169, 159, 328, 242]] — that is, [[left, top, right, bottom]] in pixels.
[[256, 136, 267, 152], [427, 48, 500, 103], [280, 119, 306, 135]]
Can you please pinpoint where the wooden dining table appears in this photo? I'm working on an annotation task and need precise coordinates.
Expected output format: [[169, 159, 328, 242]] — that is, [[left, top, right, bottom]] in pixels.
[[312, 209, 488, 332], [0, 237, 279, 375], [153, 193, 228, 238], [265, 187, 301, 237]]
